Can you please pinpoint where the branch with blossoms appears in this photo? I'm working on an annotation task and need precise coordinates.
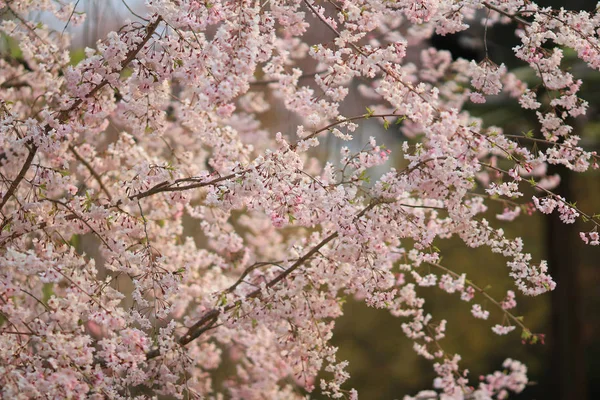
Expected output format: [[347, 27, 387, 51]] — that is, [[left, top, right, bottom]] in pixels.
[[0, 13, 163, 214], [147, 195, 390, 358], [1, 0, 600, 398], [481, 162, 600, 230], [425, 261, 544, 343]]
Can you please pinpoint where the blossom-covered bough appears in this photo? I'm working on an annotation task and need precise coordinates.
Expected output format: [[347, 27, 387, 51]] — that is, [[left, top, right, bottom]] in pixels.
[[0, 0, 599, 398]]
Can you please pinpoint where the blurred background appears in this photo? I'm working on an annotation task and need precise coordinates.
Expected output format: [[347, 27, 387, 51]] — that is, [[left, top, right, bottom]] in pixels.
[[2, 0, 598, 398]]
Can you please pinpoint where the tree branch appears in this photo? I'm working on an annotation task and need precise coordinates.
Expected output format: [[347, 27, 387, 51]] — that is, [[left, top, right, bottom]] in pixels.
[[69, 145, 113, 201], [481, 2, 532, 26], [146, 199, 384, 360], [0, 15, 163, 215]]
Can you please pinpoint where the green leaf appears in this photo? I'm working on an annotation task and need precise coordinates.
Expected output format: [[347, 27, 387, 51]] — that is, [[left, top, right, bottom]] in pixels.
[[358, 170, 370, 183], [531, 335, 539, 344], [83, 191, 93, 211]]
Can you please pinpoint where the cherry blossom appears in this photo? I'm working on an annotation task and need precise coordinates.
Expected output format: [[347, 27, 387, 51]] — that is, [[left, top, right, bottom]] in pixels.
[[1, 0, 599, 398]]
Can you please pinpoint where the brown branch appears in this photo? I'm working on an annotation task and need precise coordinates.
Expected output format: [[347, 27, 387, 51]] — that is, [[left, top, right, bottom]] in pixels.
[[146, 199, 384, 360], [482, 2, 532, 26], [130, 169, 247, 200], [131, 113, 401, 201], [146, 232, 337, 360], [0, 144, 37, 211], [223, 261, 287, 294], [0, 81, 30, 90], [294, 113, 404, 148], [69, 145, 113, 201], [249, 70, 328, 87], [131, 112, 405, 202]]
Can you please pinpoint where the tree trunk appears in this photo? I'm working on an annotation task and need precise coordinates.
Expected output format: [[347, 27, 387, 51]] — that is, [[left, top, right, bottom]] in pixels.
[[545, 168, 587, 400]]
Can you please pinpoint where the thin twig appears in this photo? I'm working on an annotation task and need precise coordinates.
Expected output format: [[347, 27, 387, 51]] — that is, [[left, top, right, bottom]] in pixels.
[[482, 2, 532, 26], [69, 145, 113, 201]]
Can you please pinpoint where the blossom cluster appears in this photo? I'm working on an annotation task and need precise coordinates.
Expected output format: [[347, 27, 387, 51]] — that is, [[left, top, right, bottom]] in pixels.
[[0, 0, 599, 399]]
